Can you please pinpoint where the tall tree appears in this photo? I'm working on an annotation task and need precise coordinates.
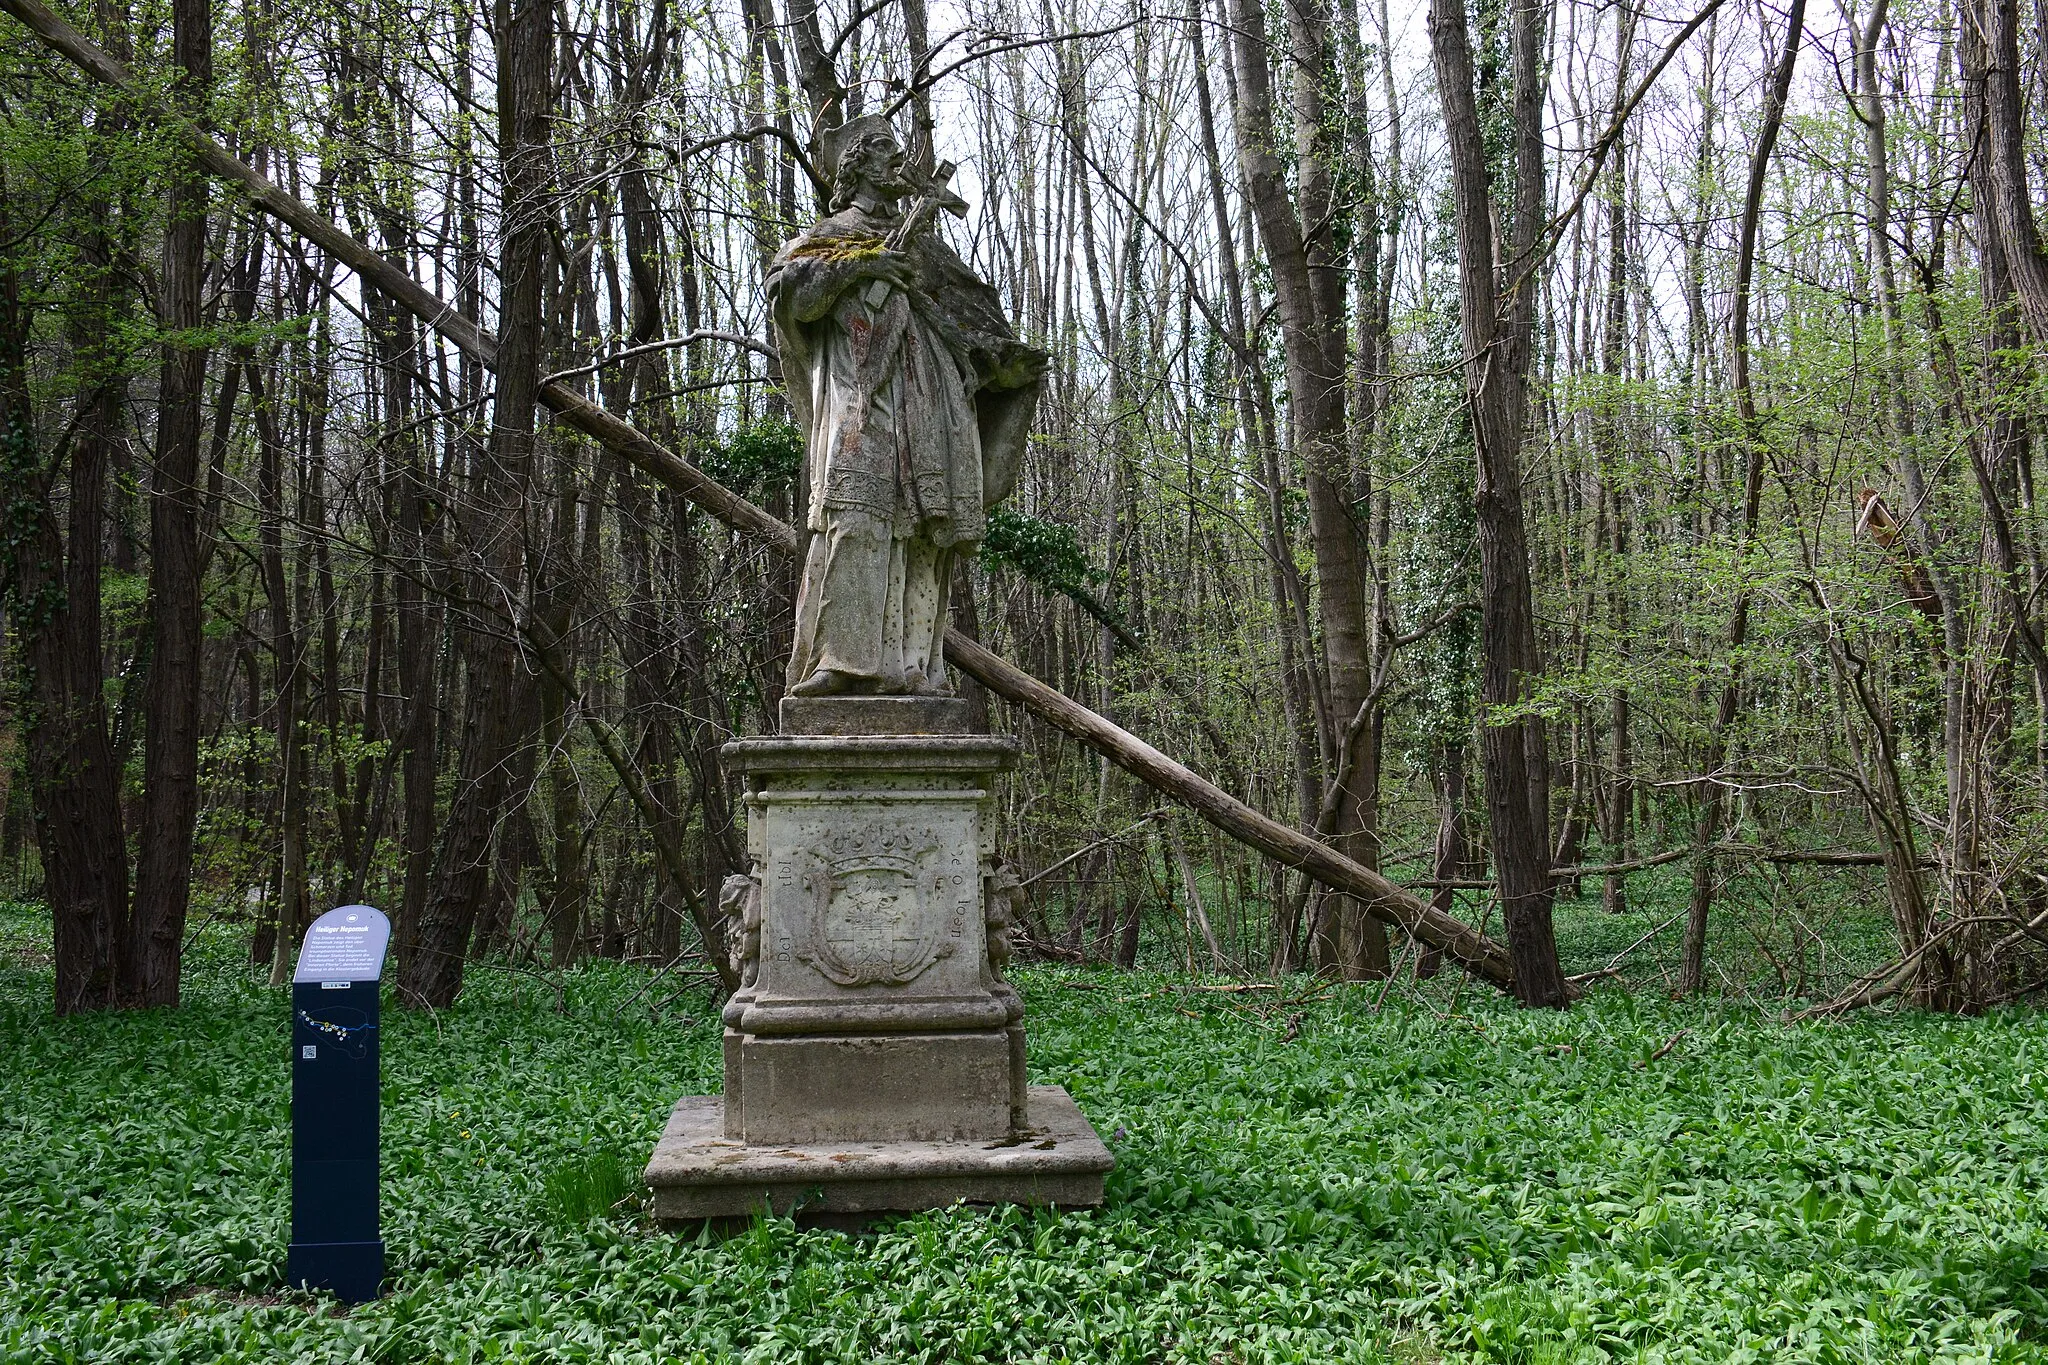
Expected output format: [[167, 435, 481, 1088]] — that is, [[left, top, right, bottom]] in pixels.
[[1596, 7, 1635, 917], [1971, 0, 2048, 344], [1226, 0, 1389, 979], [1677, 0, 1806, 995], [0, 160, 131, 1015], [128, 0, 212, 1007], [1427, 0, 1567, 1006], [396, 0, 550, 1007]]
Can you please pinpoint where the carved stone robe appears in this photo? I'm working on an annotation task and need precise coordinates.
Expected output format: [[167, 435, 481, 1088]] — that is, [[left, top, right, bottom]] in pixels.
[[768, 205, 1043, 693]]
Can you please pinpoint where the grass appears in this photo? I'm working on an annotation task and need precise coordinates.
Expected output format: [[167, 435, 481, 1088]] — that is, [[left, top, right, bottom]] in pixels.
[[2, 901, 2045, 1363]]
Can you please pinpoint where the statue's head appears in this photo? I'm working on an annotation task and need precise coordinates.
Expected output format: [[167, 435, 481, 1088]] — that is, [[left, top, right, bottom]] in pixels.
[[719, 873, 754, 920], [824, 115, 910, 211]]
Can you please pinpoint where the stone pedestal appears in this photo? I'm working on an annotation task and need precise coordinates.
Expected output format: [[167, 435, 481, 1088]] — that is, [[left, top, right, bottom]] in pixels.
[[643, 697, 1112, 1221]]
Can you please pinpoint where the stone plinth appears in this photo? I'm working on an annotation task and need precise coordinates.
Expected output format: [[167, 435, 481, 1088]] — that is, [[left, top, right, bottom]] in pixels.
[[643, 702, 1112, 1222], [645, 1087, 1112, 1219], [778, 694, 970, 737]]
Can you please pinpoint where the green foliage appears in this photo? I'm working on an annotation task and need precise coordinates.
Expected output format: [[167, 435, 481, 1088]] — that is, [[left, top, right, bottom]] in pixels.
[[1396, 272, 1480, 754], [191, 727, 279, 893], [981, 506, 1096, 593], [4, 904, 2045, 1363], [97, 569, 149, 636], [705, 416, 803, 497], [545, 1146, 632, 1225]]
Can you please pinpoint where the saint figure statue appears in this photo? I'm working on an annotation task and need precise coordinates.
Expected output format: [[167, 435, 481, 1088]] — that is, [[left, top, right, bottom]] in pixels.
[[768, 115, 1047, 697]]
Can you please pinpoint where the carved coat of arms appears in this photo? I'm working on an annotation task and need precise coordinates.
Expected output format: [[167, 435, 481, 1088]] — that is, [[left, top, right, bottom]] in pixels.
[[798, 827, 953, 986]]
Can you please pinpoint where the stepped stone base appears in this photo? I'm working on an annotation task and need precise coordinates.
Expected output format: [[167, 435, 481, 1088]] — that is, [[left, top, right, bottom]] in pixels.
[[644, 1086, 1112, 1221], [724, 1029, 1018, 1144], [645, 703, 1112, 1225]]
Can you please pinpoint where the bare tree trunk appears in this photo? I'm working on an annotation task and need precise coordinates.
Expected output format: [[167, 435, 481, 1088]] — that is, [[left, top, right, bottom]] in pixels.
[[1597, 8, 1635, 916], [1973, 0, 2048, 345], [126, 0, 211, 1006], [540, 444, 587, 968], [0, 169, 131, 1014], [1226, 0, 1387, 980], [1415, 745, 1468, 980], [394, 423, 441, 956], [248, 361, 310, 987], [610, 25, 714, 962], [392, 17, 472, 965], [348, 206, 415, 909], [1678, 0, 1806, 995], [1188, 0, 1315, 971], [398, 0, 548, 1007], [1428, 0, 1566, 1006]]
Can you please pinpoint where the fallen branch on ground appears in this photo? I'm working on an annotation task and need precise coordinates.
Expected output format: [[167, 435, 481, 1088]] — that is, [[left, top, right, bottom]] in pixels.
[[1637, 1029, 1690, 1066], [1421, 843, 1920, 890]]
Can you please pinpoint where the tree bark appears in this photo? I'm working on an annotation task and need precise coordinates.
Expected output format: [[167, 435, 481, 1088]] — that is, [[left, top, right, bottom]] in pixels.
[[1677, 0, 1805, 995], [0, 169, 130, 1015], [128, 0, 212, 1007], [1415, 745, 1468, 980], [540, 447, 587, 969], [1188, 0, 1318, 969], [1972, 0, 2048, 346], [1597, 8, 1635, 917], [1226, 0, 1387, 979], [1428, 0, 1567, 1006], [246, 361, 310, 988], [397, 0, 548, 1007]]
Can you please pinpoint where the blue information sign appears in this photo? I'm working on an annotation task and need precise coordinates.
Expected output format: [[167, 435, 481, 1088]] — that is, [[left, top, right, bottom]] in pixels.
[[287, 905, 390, 1303]]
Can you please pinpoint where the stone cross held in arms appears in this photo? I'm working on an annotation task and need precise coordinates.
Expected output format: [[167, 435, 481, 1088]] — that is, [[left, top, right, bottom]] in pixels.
[[767, 114, 1048, 698]]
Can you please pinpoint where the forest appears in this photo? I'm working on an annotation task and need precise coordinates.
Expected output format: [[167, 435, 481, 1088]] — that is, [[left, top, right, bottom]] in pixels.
[[3, 0, 2048, 1016], [3, 0, 2048, 1354]]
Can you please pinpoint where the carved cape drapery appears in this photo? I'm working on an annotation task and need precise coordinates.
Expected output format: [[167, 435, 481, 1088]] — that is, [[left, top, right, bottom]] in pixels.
[[767, 209, 1041, 547]]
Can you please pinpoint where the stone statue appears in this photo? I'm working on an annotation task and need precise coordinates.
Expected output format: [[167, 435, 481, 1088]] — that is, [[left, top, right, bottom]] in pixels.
[[767, 115, 1047, 698], [719, 872, 761, 990], [642, 160, 1116, 1219], [982, 861, 1025, 1022], [983, 862, 1024, 982]]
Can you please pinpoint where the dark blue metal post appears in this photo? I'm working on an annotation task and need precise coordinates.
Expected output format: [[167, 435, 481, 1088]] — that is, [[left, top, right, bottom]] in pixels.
[[287, 905, 391, 1303]]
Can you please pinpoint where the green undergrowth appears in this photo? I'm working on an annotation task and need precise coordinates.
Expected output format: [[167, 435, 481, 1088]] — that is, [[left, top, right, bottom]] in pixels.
[[3, 902, 2045, 1363]]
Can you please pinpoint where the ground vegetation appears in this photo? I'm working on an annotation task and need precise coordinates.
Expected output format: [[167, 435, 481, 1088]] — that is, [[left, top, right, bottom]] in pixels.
[[4, 903, 2044, 1362]]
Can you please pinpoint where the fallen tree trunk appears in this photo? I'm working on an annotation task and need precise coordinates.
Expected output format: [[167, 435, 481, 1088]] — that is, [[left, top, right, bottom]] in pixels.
[[1432, 844, 1916, 889], [944, 634, 1517, 987], [1, 0, 1519, 994]]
